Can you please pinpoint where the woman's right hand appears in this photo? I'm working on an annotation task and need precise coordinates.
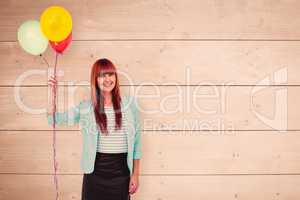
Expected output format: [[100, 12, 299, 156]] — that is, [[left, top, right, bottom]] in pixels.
[[47, 75, 57, 116], [48, 75, 57, 88]]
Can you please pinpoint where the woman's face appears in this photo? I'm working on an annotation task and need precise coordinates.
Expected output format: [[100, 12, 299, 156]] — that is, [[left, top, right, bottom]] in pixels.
[[97, 71, 116, 93]]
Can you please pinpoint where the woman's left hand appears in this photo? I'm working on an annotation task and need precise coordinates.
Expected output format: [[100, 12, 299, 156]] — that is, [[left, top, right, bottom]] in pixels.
[[129, 174, 139, 195]]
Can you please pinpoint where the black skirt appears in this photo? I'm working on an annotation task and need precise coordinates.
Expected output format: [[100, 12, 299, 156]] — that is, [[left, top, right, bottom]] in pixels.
[[81, 152, 131, 200]]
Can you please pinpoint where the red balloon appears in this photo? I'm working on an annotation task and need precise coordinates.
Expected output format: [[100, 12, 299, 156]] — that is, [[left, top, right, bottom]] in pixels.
[[49, 32, 72, 53]]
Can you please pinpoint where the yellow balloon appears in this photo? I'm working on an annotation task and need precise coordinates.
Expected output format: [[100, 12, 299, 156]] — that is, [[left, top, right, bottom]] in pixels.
[[40, 6, 72, 42]]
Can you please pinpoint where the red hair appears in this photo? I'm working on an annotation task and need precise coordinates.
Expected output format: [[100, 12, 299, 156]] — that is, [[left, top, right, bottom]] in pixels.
[[90, 58, 122, 135]]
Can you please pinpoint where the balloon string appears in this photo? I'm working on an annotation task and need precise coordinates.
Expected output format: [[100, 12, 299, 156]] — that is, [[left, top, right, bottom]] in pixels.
[[40, 54, 50, 69], [52, 52, 59, 200]]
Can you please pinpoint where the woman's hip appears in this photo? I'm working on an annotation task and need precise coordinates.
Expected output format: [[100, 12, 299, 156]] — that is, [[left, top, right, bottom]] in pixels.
[[92, 152, 130, 178]]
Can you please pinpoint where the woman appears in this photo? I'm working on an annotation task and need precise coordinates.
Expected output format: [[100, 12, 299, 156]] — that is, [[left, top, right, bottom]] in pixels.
[[47, 58, 142, 200]]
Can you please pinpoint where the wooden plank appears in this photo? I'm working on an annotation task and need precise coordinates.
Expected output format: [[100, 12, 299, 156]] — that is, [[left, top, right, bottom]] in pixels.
[[1, 41, 300, 85], [0, 85, 298, 130], [1, 0, 300, 41], [0, 174, 299, 200], [1, 130, 300, 174]]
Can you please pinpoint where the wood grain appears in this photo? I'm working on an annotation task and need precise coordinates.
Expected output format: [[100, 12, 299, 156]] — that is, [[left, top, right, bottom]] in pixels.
[[1, 41, 300, 85], [0, 130, 300, 174], [1, 0, 300, 199], [1, 0, 300, 41], [0, 86, 298, 130]]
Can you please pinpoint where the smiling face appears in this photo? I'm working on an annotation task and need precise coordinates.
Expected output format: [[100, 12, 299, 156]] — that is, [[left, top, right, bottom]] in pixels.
[[97, 70, 116, 93]]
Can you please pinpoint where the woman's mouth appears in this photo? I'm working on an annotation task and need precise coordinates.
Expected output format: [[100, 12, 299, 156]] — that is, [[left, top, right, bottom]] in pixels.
[[104, 82, 113, 87]]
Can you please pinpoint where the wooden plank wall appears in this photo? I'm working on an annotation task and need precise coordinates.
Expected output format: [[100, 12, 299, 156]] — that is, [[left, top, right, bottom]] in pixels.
[[1, 0, 300, 199]]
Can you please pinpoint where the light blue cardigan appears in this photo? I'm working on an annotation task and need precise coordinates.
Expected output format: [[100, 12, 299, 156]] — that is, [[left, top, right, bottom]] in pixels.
[[47, 95, 142, 175]]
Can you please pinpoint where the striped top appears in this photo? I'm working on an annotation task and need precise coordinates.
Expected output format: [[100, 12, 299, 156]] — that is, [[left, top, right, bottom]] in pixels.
[[96, 106, 128, 153]]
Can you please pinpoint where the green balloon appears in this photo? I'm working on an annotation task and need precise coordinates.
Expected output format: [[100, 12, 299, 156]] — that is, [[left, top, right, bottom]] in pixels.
[[17, 20, 48, 55]]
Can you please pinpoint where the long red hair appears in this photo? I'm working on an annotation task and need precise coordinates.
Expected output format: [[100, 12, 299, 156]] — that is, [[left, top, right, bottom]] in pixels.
[[90, 58, 122, 135]]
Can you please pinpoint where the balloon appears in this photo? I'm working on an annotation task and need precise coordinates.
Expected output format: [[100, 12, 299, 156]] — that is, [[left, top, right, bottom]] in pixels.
[[17, 20, 48, 55], [49, 32, 72, 53], [40, 6, 72, 42]]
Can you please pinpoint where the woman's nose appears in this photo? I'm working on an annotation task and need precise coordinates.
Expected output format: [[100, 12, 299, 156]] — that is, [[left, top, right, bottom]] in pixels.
[[104, 75, 111, 81]]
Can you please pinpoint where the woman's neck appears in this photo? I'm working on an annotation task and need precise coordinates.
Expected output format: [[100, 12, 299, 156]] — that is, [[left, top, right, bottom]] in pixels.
[[101, 91, 113, 106]]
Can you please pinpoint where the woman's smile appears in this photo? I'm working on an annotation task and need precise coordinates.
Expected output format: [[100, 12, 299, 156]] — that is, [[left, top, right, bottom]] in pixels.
[[104, 81, 113, 87]]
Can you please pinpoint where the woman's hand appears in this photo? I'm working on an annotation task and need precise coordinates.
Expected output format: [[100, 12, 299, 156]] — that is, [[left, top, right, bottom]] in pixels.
[[47, 75, 58, 115], [128, 173, 139, 195], [48, 75, 57, 88]]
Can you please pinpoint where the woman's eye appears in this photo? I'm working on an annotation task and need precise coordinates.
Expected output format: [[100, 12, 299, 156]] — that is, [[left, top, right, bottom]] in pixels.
[[98, 72, 114, 78]]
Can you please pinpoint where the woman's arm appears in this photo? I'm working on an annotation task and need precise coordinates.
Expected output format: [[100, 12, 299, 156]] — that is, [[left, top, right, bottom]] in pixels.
[[132, 96, 142, 159], [47, 104, 81, 126], [129, 96, 142, 194], [132, 159, 140, 176], [47, 75, 81, 126]]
